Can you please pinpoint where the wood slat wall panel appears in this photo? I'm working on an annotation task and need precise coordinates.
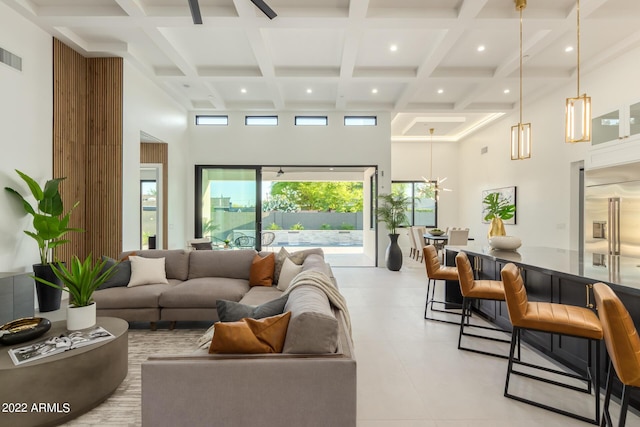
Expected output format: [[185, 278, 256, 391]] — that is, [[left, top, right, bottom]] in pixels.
[[141, 143, 169, 249], [53, 39, 123, 261], [53, 39, 87, 263], [87, 58, 123, 259]]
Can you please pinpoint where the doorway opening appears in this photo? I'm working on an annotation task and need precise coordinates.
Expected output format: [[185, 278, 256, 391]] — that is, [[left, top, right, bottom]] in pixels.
[[141, 166, 162, 249]]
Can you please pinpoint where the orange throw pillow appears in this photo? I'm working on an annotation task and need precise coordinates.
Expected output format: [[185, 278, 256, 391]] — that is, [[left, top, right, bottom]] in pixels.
[[249, 253, 275, 286], [209, 312, 291, 354]]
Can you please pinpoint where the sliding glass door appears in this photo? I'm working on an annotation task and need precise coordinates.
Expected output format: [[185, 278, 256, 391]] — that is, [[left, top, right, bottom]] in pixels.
[[195, 167, 261, 249]]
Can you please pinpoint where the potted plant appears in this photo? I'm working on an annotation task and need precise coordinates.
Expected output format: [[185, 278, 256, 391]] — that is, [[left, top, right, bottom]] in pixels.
[[4, 170, 83, 312], [482, 192, 516, 239], [33, 254, 117, 330], [377, 192, 410, 271]]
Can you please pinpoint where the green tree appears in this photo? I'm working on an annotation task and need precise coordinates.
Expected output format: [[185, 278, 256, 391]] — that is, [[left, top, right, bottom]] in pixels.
[[270, 182, 363, 213]]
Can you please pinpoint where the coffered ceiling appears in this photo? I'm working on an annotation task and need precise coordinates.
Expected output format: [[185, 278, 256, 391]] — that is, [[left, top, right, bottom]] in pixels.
[[4, 0, 640, 141]]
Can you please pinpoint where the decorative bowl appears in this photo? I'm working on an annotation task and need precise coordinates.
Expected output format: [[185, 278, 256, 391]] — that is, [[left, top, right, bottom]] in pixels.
[[488, 235, 522, 251], [0, 317, 52, 346], [429, 229, 445, 236]]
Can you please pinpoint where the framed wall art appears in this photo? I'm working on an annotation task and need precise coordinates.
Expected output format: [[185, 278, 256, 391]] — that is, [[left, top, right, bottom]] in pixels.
[[481, 186, 517, 224]]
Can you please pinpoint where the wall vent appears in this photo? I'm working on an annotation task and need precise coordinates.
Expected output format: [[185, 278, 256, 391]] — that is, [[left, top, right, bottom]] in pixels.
[[481, 146, 488, 155], [0, 47, 22, 71]]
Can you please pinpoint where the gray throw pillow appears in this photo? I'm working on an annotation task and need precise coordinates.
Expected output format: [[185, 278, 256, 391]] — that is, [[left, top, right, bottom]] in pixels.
[[98, 256, 131, 289], [216, 295, 289, 322]]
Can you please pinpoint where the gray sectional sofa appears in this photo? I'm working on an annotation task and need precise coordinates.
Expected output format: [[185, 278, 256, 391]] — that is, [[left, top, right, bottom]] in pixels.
[[93, 248, 356, 427]]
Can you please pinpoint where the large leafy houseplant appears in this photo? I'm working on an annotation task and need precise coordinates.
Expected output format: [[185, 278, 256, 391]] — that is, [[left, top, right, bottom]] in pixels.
[[4, 169, 82, 264], [376, 192, 410, 235], [377, 192, 410, 271], [5, 169, 83, 312], [482, 192, 516, 238]]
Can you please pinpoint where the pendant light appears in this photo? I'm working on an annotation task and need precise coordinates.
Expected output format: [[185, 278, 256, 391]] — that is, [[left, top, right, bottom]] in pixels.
[[422, 128, 451, 200], [565, 0, 592, 143], [511, 0, 532, 160]]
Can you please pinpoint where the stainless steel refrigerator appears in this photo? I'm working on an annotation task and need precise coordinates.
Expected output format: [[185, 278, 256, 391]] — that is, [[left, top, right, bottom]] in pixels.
[[584, 162, 640, 258]]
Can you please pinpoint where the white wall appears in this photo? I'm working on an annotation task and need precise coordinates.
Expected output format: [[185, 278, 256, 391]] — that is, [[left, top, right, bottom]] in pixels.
[[456, 45, 640, 250], [0, 3, 53, 272], [188, 111, 392, 264], [122, 62, 189, 251]]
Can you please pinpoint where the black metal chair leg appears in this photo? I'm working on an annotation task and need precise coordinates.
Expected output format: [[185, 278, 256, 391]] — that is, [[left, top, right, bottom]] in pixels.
[[601, 361, 614, 427], [619, 385, 630, 427]]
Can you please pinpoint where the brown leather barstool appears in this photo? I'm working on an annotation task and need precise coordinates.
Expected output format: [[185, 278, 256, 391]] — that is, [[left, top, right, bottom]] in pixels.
[[593, 282, 640, 427], [455, 252, 511, 358], [423, 245, 461, 324], [501, 263, 602, 424]]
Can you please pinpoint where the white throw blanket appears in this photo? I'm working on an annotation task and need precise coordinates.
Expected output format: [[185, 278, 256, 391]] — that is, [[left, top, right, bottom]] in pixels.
[[284, 270, 352, 337]]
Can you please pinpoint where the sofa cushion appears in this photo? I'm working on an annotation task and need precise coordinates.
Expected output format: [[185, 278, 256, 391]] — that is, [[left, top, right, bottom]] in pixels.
[[120, 249, 190, 281], [249, 253, 275, 287], [188, 249, 256, 280], [277, 257, 303, 291], [209, 312, 291, 354], [283, 285, 338, 354], [302, 253, 333, 277], [239, 286, 285, 306], [289, 248, 325, 265], [159, 278, 250, 308], [93, 282, 177, 309], [216, 294, 289, 322], [98, 256, 131, 289], [128, 256, 169, 287]]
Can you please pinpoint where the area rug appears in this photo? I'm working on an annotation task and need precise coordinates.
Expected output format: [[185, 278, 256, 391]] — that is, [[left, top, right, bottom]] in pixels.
[[62, 328, 205, 427]]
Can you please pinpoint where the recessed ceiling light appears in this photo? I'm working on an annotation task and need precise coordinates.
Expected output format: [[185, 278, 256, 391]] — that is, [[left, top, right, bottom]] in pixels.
[[565, 46, 574, 53], [504, 89, 510, 94], [241, 88, 247, 94], [437, 89, 444, 94], [477, 45, 486, 52], [372, 88, 378, 94], [306, 88, 313, 94], [390, 44, 398, 52]]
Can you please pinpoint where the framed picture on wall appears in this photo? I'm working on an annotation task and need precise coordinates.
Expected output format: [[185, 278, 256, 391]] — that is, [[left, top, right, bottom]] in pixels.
[[481, 186, 517, 224]]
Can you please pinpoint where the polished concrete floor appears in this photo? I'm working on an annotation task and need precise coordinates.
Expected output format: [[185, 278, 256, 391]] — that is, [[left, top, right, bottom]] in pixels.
[[334, 255, 640, 427]]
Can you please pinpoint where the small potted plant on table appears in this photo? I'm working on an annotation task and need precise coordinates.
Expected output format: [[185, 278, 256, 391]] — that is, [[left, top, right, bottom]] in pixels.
[[34, 254, 118, 330]]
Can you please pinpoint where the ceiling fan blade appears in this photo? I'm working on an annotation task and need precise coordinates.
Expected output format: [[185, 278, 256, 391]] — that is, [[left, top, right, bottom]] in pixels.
[[250, 0, 277, 19], [188, 0, 203, 24]]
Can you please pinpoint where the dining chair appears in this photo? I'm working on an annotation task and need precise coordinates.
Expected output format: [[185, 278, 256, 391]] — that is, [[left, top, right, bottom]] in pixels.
[[593, 282, 640, 427], [407, 226, 418, 260], [423, 245, 461, 324], [413, 226, 427, 262], [448, 229, 469, 246], [501, 263, 602, 424], [455, 251, 511, 358]]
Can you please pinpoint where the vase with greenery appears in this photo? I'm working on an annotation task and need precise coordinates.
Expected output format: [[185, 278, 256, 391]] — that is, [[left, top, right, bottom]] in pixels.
[[482, 192, 516, 239], [33, 254, 117, 330], [377, 192, 410, 271], [5, 169, 83, 312]]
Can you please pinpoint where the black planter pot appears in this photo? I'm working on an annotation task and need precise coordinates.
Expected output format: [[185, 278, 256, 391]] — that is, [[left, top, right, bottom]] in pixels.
[[32, 263, 64, 313], [385, 233, 403, 271]]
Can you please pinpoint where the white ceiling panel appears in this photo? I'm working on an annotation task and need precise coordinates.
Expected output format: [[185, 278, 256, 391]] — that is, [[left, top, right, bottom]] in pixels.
[[263, 29, 344, 67], [159, 27, 258, 67], [356, 29, 445, 68]]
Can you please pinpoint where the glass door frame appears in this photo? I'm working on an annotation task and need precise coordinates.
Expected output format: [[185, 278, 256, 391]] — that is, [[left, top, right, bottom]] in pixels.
[[195, 165, 263, 250]]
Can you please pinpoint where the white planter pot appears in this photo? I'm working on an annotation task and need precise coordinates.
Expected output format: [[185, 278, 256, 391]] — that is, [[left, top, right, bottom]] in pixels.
[[67, 302, 97, 331]]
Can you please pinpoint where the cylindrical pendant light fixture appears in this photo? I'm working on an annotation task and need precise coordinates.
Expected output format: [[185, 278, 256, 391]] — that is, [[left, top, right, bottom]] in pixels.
[[565, 0, 592, 143], [511, 0, 531, 160]]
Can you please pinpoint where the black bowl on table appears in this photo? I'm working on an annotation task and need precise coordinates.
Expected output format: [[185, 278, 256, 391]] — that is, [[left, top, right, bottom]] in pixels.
[[0, 317, 52, 346]]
